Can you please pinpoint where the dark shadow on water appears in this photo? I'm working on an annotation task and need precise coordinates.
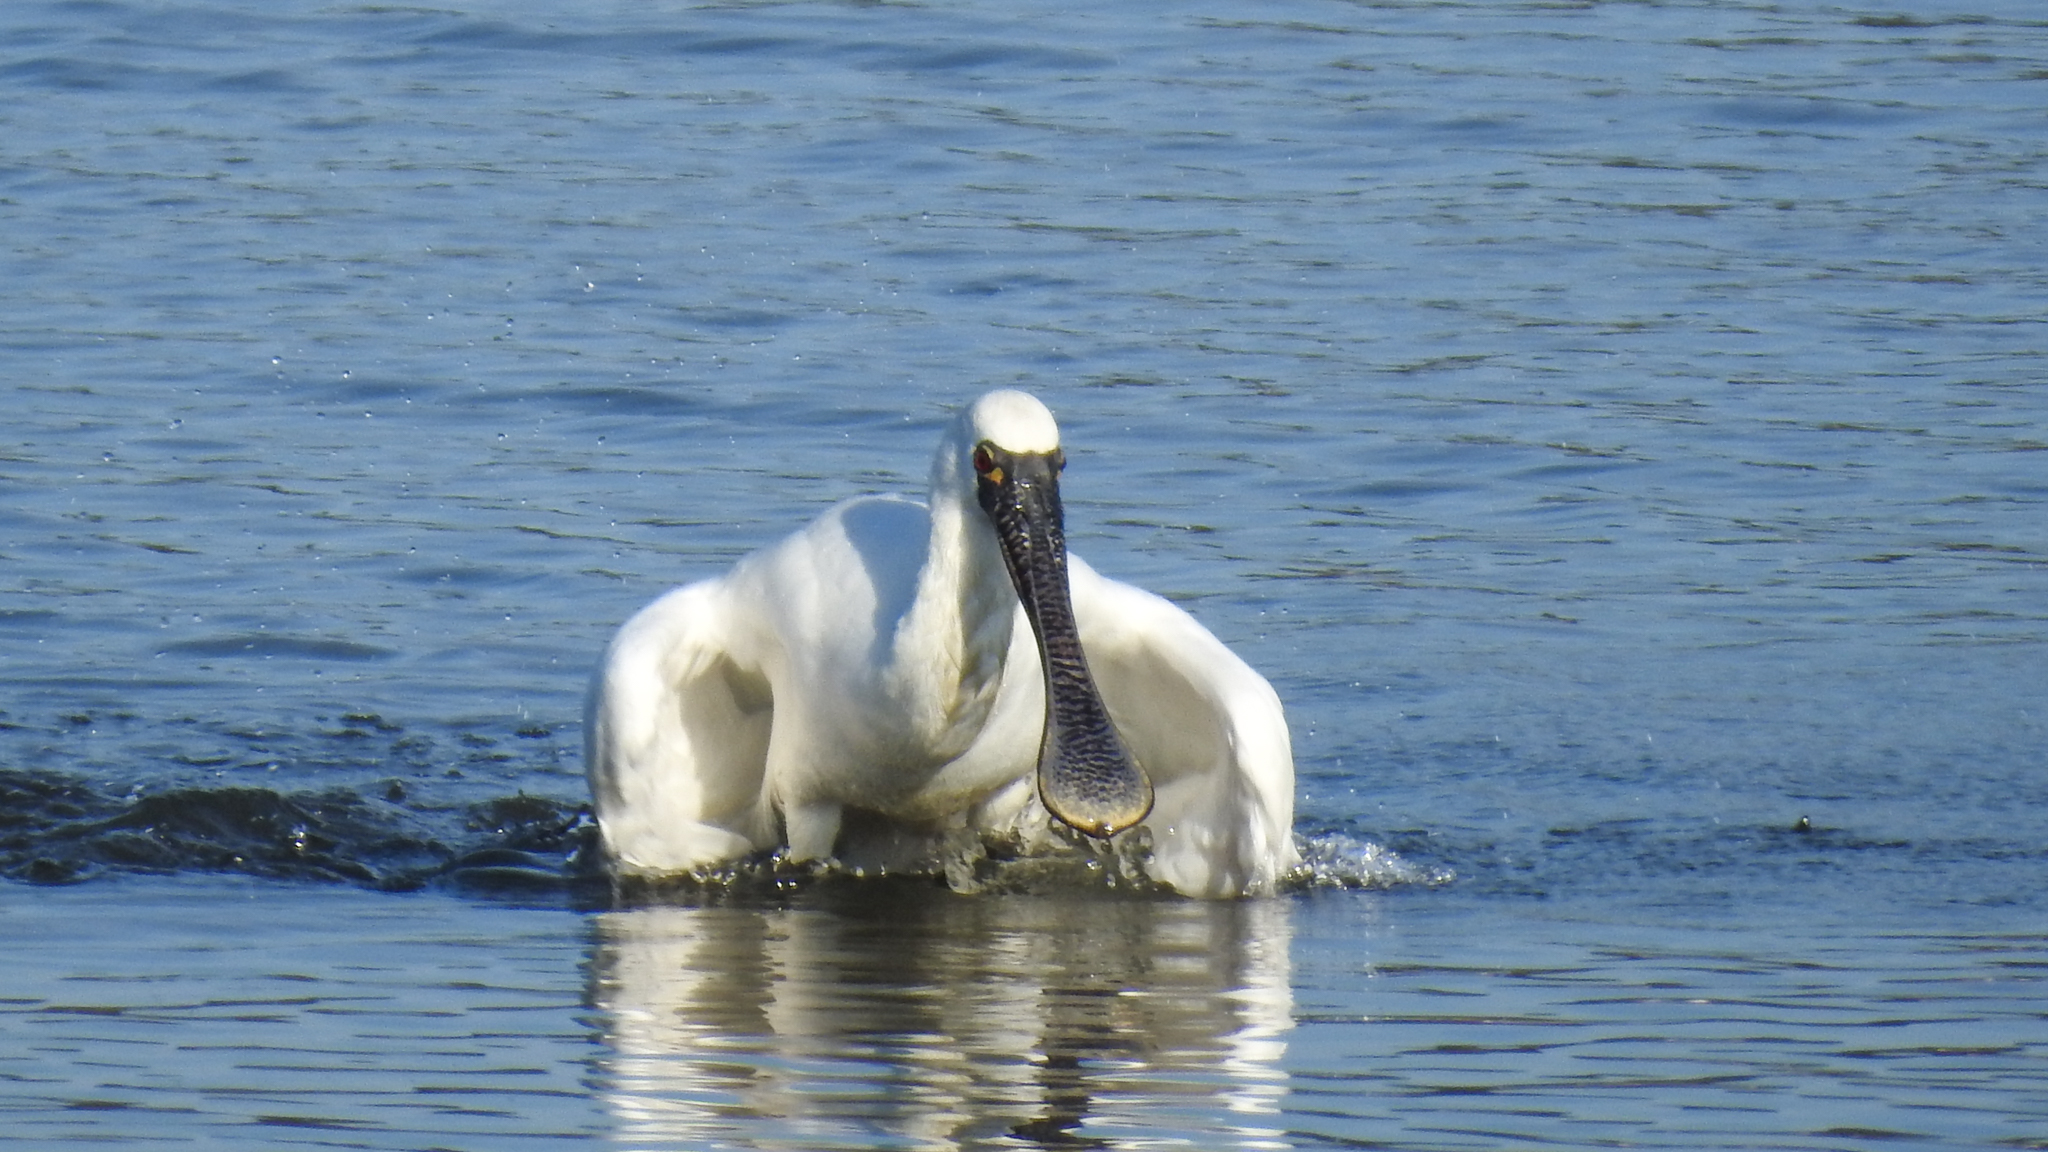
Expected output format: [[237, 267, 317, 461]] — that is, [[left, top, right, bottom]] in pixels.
[[0, 767, 601, 898]]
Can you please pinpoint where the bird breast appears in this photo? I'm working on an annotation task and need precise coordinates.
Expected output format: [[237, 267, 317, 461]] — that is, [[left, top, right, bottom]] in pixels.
[[743, 495, 1023, 798]]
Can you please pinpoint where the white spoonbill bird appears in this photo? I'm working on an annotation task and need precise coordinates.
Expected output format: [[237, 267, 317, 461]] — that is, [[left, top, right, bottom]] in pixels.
[[585, 390, 1298, 897]]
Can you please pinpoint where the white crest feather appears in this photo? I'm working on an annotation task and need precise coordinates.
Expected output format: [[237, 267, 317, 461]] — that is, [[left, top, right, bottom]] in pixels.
[[969, 390, 1060, 454]]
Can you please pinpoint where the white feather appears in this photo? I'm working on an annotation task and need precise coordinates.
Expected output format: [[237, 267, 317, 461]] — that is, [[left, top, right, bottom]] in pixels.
[[586, 390, 1298, 896]]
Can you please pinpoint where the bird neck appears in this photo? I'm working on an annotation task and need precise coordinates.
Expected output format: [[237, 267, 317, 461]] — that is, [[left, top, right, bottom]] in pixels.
[[884, 428, 1020, 754]]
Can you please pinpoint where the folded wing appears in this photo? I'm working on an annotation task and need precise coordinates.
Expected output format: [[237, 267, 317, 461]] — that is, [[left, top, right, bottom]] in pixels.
[[1069, 558, 1300, 897]]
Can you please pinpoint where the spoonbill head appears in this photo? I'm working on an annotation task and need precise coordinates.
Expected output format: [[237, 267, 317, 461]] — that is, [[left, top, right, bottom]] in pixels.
[[586, 390, 1297, 897]]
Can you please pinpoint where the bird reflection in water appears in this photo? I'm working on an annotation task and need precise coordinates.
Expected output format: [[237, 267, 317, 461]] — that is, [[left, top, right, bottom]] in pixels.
[[586, 886, 1292, 1149]]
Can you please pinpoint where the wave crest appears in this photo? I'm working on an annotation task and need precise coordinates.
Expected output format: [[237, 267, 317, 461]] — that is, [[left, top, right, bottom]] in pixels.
[[1289, 832, 1456, 890], [4, 769, 1450, 902], [0, 769, 594, 895]]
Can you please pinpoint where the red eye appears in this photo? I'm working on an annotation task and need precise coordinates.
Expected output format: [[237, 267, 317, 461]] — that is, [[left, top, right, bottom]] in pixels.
[[972, 445, 995, 475]]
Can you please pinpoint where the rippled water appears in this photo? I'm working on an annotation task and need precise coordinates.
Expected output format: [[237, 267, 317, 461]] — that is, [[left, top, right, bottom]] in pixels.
[[8, 882, 2045, 1149], [4, 0, 2046, 1147]]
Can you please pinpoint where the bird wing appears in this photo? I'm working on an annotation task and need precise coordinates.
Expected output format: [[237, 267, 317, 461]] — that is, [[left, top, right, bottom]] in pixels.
[[1068, 557, 1300, 897], [585, 577, 781, 875]]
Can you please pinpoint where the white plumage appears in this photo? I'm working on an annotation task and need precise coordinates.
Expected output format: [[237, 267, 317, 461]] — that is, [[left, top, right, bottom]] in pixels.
[[586, 390, 1297, 897]]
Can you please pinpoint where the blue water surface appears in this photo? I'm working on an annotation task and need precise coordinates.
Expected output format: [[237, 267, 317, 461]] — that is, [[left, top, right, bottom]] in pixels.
[[3, 0, 2046, 1147]]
